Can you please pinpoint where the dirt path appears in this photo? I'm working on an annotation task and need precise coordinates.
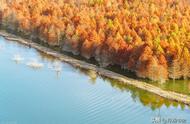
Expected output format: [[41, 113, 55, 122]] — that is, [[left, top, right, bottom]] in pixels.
[[1, 30, 190, 105]]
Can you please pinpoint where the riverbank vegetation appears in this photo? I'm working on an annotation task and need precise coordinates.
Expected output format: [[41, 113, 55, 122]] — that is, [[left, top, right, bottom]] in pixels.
[[1, 0, 190, 82]]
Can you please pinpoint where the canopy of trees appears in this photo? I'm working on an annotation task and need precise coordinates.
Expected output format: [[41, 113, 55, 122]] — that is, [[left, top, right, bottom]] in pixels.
[[1, 0, 190, 81]]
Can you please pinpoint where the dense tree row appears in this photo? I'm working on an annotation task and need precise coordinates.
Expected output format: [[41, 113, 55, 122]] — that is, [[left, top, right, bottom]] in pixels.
[[1, 0, 190, 81]]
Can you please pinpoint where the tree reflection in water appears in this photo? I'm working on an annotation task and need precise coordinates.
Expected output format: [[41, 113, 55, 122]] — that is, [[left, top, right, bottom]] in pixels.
[[100, 77, 189, 110]]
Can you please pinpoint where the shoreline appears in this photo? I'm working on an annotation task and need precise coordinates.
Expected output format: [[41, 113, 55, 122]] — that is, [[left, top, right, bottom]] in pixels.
[[0, 30, 190, 105]]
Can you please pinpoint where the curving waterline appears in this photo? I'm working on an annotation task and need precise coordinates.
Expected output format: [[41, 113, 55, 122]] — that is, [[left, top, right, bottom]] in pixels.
[[0, 30, 190, 105]]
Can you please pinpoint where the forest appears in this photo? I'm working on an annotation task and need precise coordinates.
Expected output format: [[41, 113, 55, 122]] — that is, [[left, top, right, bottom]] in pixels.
[[1, 0, 190, 82]]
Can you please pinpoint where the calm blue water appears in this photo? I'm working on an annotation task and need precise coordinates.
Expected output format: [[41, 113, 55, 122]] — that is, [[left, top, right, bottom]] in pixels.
[[0, 36, 189, 124]]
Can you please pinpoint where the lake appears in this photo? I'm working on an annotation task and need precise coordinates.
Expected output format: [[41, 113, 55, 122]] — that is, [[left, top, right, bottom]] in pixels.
[[0, 36, 189, 124]]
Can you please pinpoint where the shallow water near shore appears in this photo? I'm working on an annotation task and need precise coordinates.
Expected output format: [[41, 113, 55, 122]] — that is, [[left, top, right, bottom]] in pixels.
[[0, 36, 190, 124]]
